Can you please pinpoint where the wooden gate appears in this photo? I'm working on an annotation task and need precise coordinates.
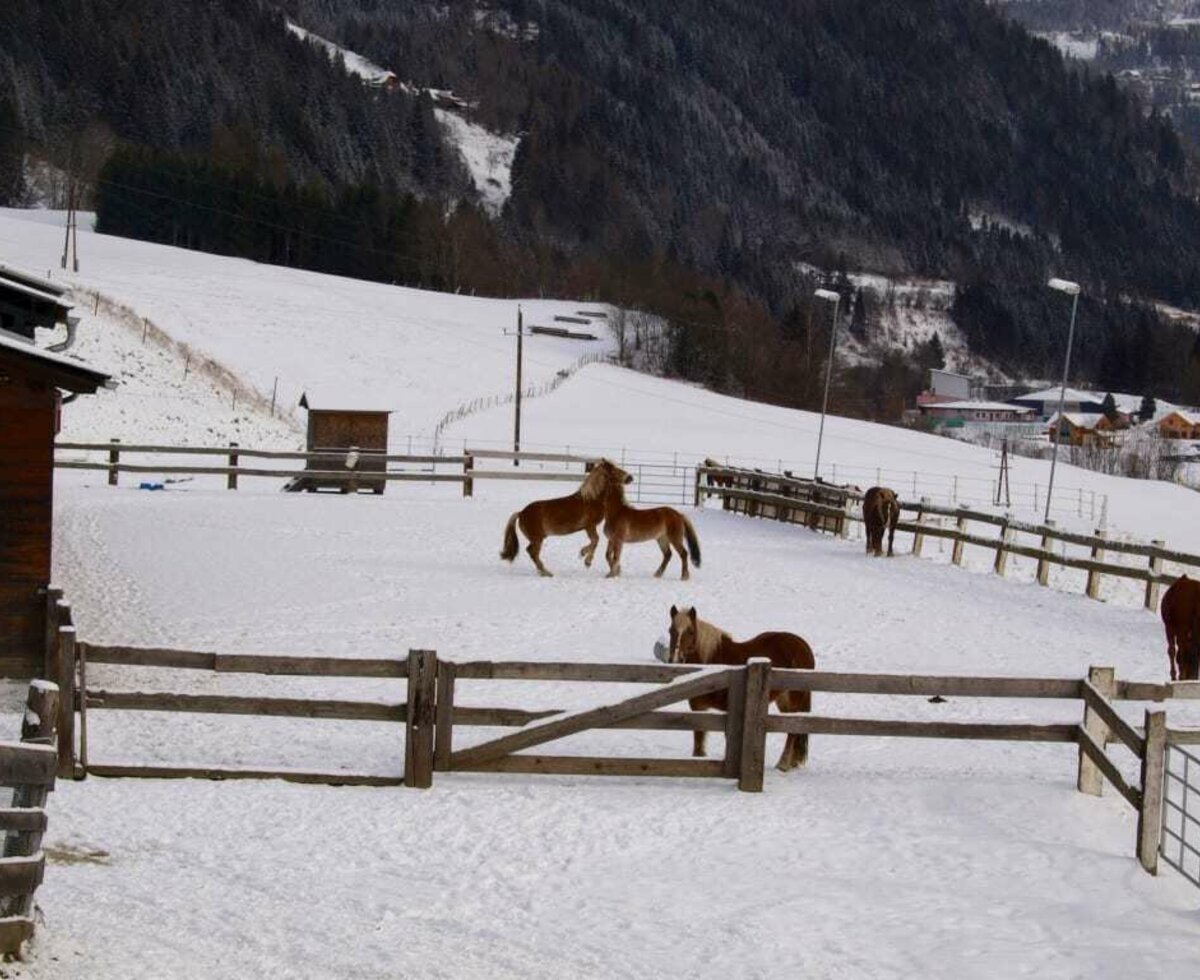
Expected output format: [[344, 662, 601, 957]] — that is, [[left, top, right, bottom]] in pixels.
[[435, 659, 775, 792]]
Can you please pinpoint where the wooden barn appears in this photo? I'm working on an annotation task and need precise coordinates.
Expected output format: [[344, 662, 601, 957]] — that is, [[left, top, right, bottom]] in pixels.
[[0, 330, 109, 677], [289, 390, 392, 494]]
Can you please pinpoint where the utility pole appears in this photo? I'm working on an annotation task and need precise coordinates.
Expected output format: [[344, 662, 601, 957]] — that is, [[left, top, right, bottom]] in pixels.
[[511, 306, 524, 466], [995, 438, 1011, 507], [61, 155, 79, 273]]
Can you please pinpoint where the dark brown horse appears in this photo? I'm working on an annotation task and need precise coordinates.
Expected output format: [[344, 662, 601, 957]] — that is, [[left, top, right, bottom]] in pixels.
[[862, 485, 900, 557], [666, 606, 815, 771], [500, 459, 631, 577], [1162, 575, 1200, 681], [602, 475, 702, 580]]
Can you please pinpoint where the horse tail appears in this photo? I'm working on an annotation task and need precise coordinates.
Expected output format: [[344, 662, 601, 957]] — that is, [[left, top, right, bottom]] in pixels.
[[683, 515, 702, 568], [500, 511, 521, 562]]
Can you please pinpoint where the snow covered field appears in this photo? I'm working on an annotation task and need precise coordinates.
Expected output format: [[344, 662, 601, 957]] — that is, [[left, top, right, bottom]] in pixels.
[[3, 210, 1200, 976]]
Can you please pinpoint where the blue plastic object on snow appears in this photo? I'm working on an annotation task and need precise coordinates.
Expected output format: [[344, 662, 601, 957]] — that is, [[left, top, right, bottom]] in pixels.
[[138, 482, 165, 491]]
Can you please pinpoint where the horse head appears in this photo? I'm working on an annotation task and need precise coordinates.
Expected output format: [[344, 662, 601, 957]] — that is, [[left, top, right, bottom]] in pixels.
[[667, 604, 700, 664], [580, 458, 634, 501]]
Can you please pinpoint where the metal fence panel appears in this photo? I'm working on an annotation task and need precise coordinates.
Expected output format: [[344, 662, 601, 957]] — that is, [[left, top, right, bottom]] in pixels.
[[1162, 742, 1200, 888]]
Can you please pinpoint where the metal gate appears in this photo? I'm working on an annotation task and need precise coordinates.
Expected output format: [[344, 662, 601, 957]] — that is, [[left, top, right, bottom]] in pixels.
[[1162, 742, 1200, 887]]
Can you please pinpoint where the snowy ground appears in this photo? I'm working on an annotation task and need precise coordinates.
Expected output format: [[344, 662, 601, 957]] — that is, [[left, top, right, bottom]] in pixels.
[[9, 476, 1198, 979], [4, 211, 1200, 976]]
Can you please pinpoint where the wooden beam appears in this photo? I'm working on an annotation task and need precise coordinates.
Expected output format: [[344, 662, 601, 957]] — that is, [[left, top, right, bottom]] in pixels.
[[452, 661, 700, 683], [434, 661, 456, 771], [404, 650, 436, 789], [0, 856, 43, 898], [1137, 710, 1167, 874], [0, 811, 46, 834], [459, 755, 726, 778], [449, 669, 731, 769], [1081, 680, 1145, 756], [86, 764, 402, 786], [738, 659, 770, 792], [84, 690, 404, 722], [80, 645, 408, 677], [1078, 667, 1115, 797], [767, 669, 1081, 699], [1076, 726, 1141, 809], [765, 716, 1078, 742]]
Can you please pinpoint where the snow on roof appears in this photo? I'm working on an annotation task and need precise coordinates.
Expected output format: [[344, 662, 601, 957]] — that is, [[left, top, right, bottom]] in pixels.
[[926, 400, 1034, 412], [0, 327, 110, 388], [299, 389, 393, 413], [1016, 386, 1098, 404], [0, 262, 69, 298], [1160, 409, 1199, 425], [1047, 411, 1104, 428], [0, 268, 73, 310]]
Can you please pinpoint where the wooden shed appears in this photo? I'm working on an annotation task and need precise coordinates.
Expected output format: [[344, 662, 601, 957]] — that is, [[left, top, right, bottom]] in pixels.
[[290, 390, 392, 494], [0, 264, 73, 339], [0, 330, 109, 677]]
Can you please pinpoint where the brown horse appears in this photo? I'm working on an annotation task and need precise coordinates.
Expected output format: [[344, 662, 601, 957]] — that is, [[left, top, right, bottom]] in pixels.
[[1162, 575, 1200, 681], [666, 606, 815, 771], [862, 485, 900, 557], [602, 475, 701, 580], [500, 459, 632, 577]]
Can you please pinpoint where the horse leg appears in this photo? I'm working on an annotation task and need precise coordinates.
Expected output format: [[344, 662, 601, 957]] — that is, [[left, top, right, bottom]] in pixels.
[[775, 691, 810, 771], [605, 539, 623, 578], [653, 536, 672, 578], [674, 537, 690, 581], [526, 537, 553, 577], [579, 525, 599, 568]]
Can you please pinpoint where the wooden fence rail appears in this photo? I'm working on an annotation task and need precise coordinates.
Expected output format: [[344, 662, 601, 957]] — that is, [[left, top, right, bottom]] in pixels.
[[697, 464, 1200, 611]]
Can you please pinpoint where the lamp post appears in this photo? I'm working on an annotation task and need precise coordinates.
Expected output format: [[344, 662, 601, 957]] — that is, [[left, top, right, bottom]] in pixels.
[[1044, 277, 1081, 523], [813, 288, 841, 482]]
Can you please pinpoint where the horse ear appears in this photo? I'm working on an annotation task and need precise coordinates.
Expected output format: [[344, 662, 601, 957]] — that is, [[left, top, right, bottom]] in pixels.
[[670, 604, 677, 617], [688, 607, 697, 623]]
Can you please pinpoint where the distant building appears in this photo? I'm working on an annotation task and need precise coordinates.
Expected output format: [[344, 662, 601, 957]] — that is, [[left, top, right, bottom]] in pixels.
[[1047, 412, 1105, 446], [919, 400, 1037, 423], [1012, 386, 1104, 419], [1158, 410, 1200, 440]]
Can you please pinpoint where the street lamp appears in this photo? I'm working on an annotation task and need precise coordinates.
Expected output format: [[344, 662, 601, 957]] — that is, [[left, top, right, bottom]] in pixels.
[[813, 288, 841, 482], [1044, 277, 1081, 523]]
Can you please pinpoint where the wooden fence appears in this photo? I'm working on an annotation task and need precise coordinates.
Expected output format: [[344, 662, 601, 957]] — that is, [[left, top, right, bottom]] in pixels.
[[0, 680, 61, 954], [697, 464, 1200, 612], [49, 620, 1200, 875]]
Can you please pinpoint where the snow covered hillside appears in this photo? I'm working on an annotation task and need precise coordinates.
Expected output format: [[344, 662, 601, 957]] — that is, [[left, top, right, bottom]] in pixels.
[[2, 210, 1199, 977], [284, 19, 520, 214]]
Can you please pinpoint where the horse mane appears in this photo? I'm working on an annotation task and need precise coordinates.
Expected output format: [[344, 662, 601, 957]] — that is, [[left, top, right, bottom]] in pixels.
[[691, 616, 730, 664], [578, 462, 610, 501]]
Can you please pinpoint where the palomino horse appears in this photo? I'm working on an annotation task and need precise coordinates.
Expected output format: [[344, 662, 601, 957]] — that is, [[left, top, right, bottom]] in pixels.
[[862, 485, 900, 557], [500, 459, 632, 577], [665, 606, 815, 771], [602, 473, 701, 580], [1162, 575, 1200, 681]]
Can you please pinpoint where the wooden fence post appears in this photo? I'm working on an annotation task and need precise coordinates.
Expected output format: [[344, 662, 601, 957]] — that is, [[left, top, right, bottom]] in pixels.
[[911, 497, 930, 557], [1144, 541, 1165, 611], [463, 454, 474, 498], [738, 660, 771, 793], [56, 626, 76, 779], [993, 514, 1013, 576], [3, 680, 59, 920], [951, 506, 968, 566], [1036, 520, 1056, 587], [722, 668, 746, 779], [434, 660, 456, 771], [1137, 709, 1166, 875], [693, 468, 703, 508], [1077, 665, 1115, 797], [107, 438, 120, 486], [1086, 528, 1107, 600], [41, 587, 62, 681], [405, 650, 437, 788], [227, 442, 239, 490], [840, 494, 854, 539]]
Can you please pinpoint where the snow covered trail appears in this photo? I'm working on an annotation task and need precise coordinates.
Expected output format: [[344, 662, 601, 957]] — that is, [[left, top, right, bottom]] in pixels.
[[14, 476, 1199, 977]]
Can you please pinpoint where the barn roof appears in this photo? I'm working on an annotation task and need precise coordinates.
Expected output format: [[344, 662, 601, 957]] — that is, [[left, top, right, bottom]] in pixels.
[[926, 400, 1035, 412], [299, 389, 393, 413], [0, 328, 110, 393], [1046, 411, 1104, 429]]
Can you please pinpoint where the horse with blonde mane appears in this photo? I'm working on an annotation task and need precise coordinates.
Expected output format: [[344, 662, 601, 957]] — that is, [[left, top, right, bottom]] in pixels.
[[666, 605, 814, 771], [500, 459, 632, 577], [602, 474, 701, 580]]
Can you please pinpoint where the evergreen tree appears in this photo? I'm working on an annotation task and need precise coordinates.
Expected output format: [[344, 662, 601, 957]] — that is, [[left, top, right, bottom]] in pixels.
[[1101, 392, 1119, 422], [1139, 393, 1158, 421]]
